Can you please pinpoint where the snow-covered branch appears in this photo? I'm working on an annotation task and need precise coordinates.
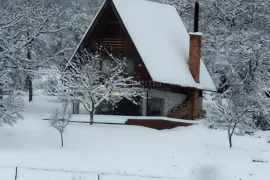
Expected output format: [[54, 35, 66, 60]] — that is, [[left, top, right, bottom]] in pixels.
[[48, 49, 144, 125]]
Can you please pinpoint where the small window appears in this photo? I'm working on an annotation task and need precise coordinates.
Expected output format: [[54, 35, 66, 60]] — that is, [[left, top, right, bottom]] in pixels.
[[91, 56, 100, 69], [96, 100, 113, 114], [124, 60, 135, 76], [101, 59, 111, 74]]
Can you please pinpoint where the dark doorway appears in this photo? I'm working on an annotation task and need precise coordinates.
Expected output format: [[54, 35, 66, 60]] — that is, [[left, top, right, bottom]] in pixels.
[[147, 97, 164, 116], [114, 97, 141, 116]]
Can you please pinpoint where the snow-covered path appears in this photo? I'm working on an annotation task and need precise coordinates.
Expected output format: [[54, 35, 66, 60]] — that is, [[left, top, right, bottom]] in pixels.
[[0, 90, 270, 180]]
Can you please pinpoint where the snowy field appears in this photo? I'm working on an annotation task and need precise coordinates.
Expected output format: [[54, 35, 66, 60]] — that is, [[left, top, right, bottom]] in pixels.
[[0, 90, 270, 180], [0, 167, 15, 180], [0, 167, 98, 180]]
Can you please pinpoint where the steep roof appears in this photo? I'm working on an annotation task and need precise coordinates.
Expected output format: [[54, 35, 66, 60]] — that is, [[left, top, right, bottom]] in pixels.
[[71, 0, 217, 92]]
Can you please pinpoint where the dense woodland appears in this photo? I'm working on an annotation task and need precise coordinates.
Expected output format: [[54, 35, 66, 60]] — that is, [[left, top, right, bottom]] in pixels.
[[1, 0, 270, 135]]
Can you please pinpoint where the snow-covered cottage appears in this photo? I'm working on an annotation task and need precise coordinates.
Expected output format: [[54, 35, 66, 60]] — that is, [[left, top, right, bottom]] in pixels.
[[70, 0, 216, 121]]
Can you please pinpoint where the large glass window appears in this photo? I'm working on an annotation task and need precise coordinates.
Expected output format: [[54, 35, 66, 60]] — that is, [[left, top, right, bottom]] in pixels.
[[147, 97, 165, 116]]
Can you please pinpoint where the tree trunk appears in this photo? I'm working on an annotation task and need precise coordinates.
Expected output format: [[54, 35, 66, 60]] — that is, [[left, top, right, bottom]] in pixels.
[[228, 122, 237, 148], [0, 88, 3, 100], [26, 32, 33, 102], [26, 76, 33, 102], [90, 111, 94, 125], [0, 88, 3, 109], [228, 128, 232, 148], [60, 132, 64, 147], [29, 78, 32, 102], [73, 100, 80, 114], [89, 98, 95, 125]]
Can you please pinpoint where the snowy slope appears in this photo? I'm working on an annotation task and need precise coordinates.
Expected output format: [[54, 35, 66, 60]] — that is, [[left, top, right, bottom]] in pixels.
[[0, 90, 269, 179]]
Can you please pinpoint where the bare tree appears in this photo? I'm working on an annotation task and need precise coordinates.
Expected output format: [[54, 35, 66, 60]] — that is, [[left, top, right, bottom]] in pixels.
[[0, 4, 25, 126], [48, 49, 144, 125], [50, 102, 71, 147], [214, 99, 248, 148], [209, 86, 254, 148], [0, 0, 78, 102]]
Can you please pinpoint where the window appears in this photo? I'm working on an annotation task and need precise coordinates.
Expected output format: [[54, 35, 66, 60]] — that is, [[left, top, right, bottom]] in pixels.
[[101, 59, 111, 74], [101, 58, 135, 76], [91, 56, 100, 69], [124, 60, 135, 76], [147, 97, 165, 116], [96, 100, 113, 114]]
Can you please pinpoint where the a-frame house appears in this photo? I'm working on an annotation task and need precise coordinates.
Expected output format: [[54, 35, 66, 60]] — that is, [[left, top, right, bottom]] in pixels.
[[70, 0, 216, 120]]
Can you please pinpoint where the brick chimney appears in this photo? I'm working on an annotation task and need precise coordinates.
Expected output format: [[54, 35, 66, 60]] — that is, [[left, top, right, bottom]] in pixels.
[[188, 2, 201, 83], [188, 2, 202, 120]]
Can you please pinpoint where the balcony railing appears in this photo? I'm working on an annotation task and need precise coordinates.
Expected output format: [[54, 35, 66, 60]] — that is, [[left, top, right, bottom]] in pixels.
[[95, 38, 128, 51]]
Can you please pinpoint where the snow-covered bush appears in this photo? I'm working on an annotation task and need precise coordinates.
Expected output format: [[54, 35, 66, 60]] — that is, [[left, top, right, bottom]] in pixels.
[[253, 113, 270, 131], [0, 58, 24, 126], [35, 67, 62, 94], [0, 91, 24, 126]]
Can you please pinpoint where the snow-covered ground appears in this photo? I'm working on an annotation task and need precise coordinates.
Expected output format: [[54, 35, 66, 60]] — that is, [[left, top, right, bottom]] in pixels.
[[43, 113, 202, 124], [0, 90, 270, 180], [0, 167, 15, 180]]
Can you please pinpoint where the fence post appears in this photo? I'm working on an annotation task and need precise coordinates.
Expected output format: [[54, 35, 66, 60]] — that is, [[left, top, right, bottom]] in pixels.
[[14, 167, 18, 180]]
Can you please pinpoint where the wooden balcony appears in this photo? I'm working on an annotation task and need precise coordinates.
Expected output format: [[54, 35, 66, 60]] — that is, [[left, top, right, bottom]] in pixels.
[[95, 38, 128, 51]]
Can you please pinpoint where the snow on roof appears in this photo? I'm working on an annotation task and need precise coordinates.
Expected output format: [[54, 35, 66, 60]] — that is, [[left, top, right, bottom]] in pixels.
[[112, 0, 216, 91], [69, 0, 216, 91]]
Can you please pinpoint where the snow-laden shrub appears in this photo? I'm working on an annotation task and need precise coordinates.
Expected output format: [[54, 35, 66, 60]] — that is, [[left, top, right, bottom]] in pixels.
[[253, 113, 270, 131], [0, 91, 24, 126], [34, 67, 62, 93]]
